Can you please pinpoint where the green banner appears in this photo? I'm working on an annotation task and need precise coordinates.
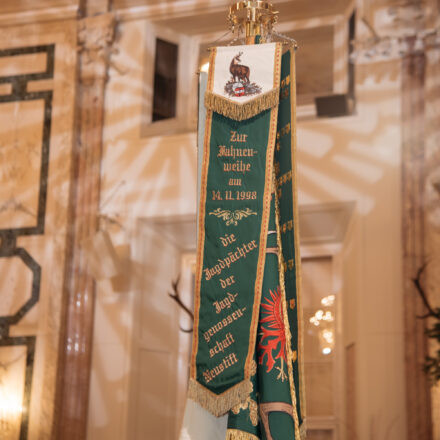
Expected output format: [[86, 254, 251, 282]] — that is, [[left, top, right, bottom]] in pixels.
[[189, 43, 305, 439], [199, 111, 273, 387], [225, 49, 305, 440]]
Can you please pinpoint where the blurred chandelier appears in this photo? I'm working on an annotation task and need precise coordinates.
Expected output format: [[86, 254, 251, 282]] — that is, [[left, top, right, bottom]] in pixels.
[[309, 309, 334, 327], [309, 295, 336, 355]]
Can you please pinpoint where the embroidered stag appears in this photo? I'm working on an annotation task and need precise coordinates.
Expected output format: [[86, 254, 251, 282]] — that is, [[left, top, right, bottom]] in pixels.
[[224, 51, 261, 97], [230, 52, 250, 84]]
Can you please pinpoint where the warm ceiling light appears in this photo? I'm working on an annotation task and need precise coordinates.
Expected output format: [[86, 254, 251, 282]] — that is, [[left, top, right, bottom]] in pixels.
[[200, 62, 210, 73]]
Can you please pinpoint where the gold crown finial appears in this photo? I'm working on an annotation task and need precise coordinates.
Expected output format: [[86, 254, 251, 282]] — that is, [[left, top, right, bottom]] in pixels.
[[228, 1, 278, 42]]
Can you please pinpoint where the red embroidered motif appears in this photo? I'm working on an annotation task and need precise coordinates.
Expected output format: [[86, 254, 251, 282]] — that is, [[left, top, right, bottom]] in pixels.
[[258, 286, 288, 380]]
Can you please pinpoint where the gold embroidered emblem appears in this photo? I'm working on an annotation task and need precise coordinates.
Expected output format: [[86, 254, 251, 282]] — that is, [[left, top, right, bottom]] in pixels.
[[209, 208, 257, 226]]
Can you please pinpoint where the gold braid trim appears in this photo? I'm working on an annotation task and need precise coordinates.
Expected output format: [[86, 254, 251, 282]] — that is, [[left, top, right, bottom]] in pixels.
[[226, 429, 260, 440], [290, 49, 306, 422], [300, 422, 307, 440], [188, 378, 253, 417], [273, 171, 301, 440], [205, 88, 280, 121]]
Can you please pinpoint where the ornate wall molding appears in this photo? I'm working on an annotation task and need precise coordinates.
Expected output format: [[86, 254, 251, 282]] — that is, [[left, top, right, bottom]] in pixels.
[[350, 3, 440, 64], [78, 13, 115, 84]]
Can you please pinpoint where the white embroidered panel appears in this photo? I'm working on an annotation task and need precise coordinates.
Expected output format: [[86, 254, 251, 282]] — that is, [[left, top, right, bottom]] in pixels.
[[211, 43, 278, 103]]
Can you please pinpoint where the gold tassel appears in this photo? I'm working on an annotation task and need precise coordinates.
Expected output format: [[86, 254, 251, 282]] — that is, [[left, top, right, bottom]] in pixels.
[[205, 88, 280, 121], [300, 422, 307, 440], [225, 429, 260, 440], [188, 378, 253, 417], [231, 396, 259, 427]]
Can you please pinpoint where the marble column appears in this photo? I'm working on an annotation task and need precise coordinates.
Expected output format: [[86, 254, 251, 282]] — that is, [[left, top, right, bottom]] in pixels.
[[53, 12, 115, 440], [401, 37, 433, 440]]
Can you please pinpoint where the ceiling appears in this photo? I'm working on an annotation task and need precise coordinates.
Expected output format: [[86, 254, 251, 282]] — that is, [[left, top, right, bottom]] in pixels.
[[0, 0, 416, 20], [152, 0, 354, 35], [0, 0, 77, 15], [0, 0, 353, 22], [0, 0, 353, 103]]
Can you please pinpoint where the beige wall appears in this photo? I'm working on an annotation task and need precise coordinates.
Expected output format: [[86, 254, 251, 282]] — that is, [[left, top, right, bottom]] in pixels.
[[0, 2, 434, 440], [86, 12, 407, 440], [86, 18, 199, 440], [298, 60, 405, 439]]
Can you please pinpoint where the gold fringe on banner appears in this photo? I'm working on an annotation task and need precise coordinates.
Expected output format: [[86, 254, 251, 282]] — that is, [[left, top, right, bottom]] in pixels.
[[204, 88, 280, 121], [226, 429, 260, 440], [188, 378, 253, 417]]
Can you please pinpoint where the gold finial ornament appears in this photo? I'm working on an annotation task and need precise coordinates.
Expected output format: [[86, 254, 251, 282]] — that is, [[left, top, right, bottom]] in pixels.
[[228, 1, 279, 42]]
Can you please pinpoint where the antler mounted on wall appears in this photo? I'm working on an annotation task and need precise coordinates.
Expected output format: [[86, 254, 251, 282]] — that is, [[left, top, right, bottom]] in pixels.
[[413, 263, 440, 384], [168, 275, 194, 333]]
